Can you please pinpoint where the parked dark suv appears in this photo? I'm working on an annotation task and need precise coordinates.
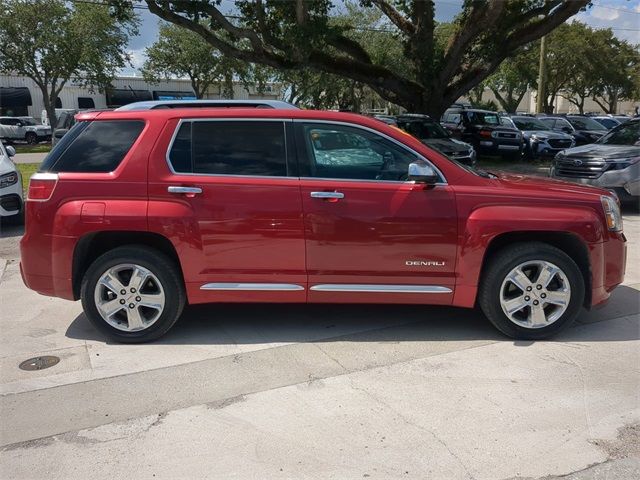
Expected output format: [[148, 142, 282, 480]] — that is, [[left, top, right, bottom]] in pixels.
[[441, 107, 523, 158], [394, 114, 476, 166], [538, 115, 607, 146]]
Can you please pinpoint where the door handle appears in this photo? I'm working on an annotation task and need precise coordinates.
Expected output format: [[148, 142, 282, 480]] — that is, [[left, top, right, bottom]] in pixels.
[[310, 191, 344, 200], [168, 186, 202, 196]]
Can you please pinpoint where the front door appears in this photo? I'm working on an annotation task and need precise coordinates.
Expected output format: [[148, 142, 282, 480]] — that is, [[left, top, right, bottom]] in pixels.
[[295, 121, 458, 305]]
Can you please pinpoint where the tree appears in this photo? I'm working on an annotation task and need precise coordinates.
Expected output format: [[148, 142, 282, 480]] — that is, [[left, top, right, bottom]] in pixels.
[[143, 23, 255, 99], [131, 0, 589, 117], [590, 34, 640, 114], [540, 22, 640, 114], [0, 0, 137, 127], [276, 1, 404, 111], [485, 45, 537, 113]]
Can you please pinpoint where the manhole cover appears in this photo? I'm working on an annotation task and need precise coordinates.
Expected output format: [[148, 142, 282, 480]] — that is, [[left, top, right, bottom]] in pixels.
[[19, 356, 60, 371]]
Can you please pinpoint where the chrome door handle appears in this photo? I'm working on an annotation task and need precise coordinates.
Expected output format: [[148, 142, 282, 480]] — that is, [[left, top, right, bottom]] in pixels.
[[168, 186, 202, 195], [310, 191, 344, 200]]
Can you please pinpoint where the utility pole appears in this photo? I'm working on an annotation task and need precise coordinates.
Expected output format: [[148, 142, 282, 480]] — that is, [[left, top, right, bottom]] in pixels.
[[536, 35, 547, 113]]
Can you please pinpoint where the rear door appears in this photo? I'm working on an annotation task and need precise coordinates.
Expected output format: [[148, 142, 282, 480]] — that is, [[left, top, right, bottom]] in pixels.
[[295, 121, 457, 305], [148, 118, 306, 304]]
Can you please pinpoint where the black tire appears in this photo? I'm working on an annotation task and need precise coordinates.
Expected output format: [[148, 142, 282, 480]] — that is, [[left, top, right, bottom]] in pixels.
[[80, 246, 185, 343], [25, 132, 37, 145], [478, 242, 585, 340]]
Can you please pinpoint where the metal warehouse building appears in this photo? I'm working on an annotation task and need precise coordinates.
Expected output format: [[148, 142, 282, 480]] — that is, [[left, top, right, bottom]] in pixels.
[[0, 74, 280, 122]]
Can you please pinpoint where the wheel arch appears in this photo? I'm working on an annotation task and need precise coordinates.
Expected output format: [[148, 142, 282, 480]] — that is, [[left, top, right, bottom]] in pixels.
[[479, 231, 592, 308], [72, 231, 183, 300]]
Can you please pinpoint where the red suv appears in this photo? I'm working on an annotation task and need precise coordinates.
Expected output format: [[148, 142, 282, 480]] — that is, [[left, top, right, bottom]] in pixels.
[[20, 107, 626, 342]]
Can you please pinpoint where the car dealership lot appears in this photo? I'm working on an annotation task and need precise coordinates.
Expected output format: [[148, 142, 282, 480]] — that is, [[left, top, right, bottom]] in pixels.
[[0, 210, 638, 479]]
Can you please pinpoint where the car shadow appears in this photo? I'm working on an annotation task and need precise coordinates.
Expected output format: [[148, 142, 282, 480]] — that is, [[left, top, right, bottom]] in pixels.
[[65, 285, 639, 346], [0, 223, 24, 239]]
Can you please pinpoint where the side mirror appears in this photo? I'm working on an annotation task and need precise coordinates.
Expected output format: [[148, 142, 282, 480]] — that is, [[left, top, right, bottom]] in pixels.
[[53, 129, 67, 139], [408, 161, 439, 184], [561, 126, 572, 133], [5, 145, 16, 157]]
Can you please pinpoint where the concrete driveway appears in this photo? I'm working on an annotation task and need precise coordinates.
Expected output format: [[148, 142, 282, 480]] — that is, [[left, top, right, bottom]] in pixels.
[[0, 210, 638, 479]]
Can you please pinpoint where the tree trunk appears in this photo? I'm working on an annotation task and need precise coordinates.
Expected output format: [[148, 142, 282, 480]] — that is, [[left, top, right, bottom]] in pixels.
[[40, 85, 57, 130], [222, 72, 234, 99]]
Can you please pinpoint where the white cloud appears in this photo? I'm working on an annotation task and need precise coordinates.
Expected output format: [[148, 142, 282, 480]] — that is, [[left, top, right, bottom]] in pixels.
[[589, 5, 620, 21]]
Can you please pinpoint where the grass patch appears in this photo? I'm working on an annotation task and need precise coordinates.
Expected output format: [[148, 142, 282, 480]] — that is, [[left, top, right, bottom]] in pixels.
[[16, 163, 39, 196], [13, 144, 52, 154]]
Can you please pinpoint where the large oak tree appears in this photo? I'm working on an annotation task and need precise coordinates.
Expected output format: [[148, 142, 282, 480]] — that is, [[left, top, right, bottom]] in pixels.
[[133, 0, 589, 117]]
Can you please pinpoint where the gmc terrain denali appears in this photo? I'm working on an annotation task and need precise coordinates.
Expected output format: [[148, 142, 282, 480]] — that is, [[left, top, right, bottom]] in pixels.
[[20, 106, 626, 342]]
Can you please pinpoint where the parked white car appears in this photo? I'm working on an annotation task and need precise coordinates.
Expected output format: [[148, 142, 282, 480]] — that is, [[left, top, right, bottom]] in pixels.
[[0, 142, 23, 223], [0, 116, 51, 144]]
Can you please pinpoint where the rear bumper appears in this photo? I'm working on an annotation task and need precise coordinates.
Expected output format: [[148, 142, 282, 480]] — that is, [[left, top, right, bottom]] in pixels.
[[20, 231, 76, 300]]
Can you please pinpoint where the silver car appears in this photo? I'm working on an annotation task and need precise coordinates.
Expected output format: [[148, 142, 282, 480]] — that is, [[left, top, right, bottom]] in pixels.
[[501, 116, 574, 159], [551, 119, 639, 202]]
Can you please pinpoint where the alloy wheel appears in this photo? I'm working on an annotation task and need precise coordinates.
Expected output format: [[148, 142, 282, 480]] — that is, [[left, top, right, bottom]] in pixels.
[[93, 263, 165, 332], [499, 260, 571, 329]]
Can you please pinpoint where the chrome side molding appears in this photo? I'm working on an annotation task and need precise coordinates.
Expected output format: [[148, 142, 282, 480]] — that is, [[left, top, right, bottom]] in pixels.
[[200, 283, 305, 291], [309, 284, 452, 293]]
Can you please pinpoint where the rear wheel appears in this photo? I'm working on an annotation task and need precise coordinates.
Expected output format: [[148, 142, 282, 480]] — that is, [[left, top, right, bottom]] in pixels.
[[81, 246, 185, 343], [479, 242, 584, 340], [25, 132, 37, 145]]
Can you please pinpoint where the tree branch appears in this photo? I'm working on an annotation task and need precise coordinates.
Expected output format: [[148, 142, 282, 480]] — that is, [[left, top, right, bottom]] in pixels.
[[370, 0, 415, 35]]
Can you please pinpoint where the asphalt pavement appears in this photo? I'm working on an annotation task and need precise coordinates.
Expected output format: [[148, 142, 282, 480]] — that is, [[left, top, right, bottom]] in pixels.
[[0, 209, 638, 479]]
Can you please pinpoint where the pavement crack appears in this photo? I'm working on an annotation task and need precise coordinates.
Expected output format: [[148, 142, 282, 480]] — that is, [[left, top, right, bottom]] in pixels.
[[347, 377, 476, 480]]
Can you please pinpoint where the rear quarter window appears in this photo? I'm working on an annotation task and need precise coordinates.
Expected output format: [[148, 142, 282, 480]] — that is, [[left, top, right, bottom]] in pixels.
[[42, 120, 145, 173]]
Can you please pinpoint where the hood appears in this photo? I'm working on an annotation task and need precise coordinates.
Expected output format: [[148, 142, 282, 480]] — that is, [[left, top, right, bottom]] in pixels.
[[0, 152, 17, 176], [575, 129, 605, 136], [558, 143, 640, 160], [422, 138, 470, 154], [25, 124, 51, 132], [493, 172, 608, 199], [522, 130, 571, 139]]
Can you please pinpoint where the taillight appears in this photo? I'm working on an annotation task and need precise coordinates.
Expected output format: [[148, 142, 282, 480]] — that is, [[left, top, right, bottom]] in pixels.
[[28, 173, 58, 201], [479, 130, 492, 138]]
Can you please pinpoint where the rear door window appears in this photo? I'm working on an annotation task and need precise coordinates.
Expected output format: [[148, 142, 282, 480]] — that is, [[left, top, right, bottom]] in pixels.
[[168, 120, 287, 177], [41, 120, 144, 173]]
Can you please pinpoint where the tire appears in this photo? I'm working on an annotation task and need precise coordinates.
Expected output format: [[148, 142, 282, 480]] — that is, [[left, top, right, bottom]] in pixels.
[[80, 246, 185, 343], [478, 242, 585, 340], [25, 132, 37, 145]]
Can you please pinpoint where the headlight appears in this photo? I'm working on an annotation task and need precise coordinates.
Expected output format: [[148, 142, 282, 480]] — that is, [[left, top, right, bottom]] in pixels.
[[0, 172, 18, 188], [601, 195, 623, 232], [530, 134, 548, 141]]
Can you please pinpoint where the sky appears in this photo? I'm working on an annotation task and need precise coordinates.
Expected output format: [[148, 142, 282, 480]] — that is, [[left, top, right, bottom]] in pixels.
[[122, 0, 640, 76]]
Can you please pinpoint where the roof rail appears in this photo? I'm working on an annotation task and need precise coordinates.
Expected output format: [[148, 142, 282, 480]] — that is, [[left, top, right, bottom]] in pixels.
[[115, 99, 299, 111]]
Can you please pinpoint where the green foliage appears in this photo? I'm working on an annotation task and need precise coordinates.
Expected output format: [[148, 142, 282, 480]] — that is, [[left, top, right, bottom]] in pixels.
[[0, 0, 137, 125], [135, 0, 589, 117], [543, 22, 640, 114], [485, 44, 538, 112], [142, 22, 249, 98]]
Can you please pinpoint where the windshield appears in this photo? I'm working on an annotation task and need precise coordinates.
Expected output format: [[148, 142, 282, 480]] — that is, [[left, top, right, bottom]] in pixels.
[[567, 116, 607, 131], [512, 117, 550, 131], [467, 111, 500, 125], [397, 119, 449, 139], [598, 122, 640, 146]]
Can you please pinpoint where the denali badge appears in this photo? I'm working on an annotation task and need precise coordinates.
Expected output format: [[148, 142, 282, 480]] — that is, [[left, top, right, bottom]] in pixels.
[[406, 260, 445, 267]]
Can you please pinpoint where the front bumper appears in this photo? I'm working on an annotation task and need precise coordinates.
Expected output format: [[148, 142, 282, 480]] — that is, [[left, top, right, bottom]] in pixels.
[[551, 162, 640, 198]]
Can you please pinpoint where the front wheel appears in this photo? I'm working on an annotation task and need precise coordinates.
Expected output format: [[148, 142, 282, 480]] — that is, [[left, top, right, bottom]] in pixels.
[[81, 246, 185, 343], [479, 242, 585, 340]]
